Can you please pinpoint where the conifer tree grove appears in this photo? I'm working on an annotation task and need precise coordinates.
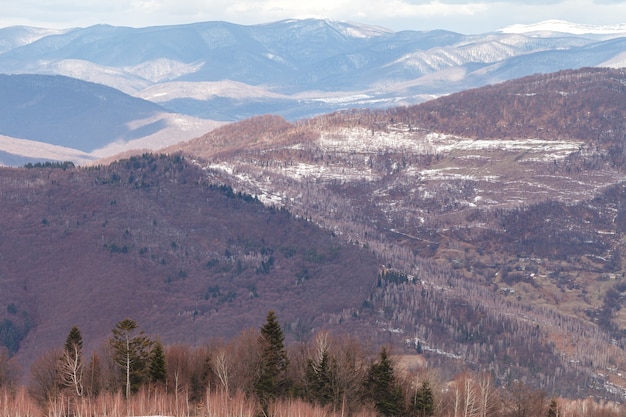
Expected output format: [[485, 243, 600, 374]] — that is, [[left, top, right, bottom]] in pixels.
[[305, 347, 338, 407], [547, 398, 559, 417], [148, 339, 167, 386], [411, 380, 434, 417]]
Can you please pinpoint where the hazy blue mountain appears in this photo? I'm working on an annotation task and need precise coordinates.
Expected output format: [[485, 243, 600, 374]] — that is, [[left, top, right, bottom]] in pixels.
[[0, 26, 69, 54], [1, 19, 617, 96], [0, 18, 625, 163], [0, 74, 169, 151]]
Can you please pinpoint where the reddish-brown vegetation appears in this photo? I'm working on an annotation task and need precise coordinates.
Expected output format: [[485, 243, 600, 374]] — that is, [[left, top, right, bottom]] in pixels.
[[6, 68, 626, 401], [163, 68, 626, 399], [1, 320, 625, 417], [0, 154, 379, 378]]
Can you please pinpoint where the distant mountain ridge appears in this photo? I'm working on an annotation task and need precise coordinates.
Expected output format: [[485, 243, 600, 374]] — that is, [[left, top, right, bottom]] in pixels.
[[0, 74, 221, 164], [1, 19, 625, 120], [0, 18, 625, 165], [0, 74, 167, 151], [500, 19, 626, 36]]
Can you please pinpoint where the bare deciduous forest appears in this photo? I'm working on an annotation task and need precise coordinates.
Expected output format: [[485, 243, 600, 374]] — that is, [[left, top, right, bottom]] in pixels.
[[1, 314, 624, 417], [3, 68, 626, 411], [171, 68, 626, 398]]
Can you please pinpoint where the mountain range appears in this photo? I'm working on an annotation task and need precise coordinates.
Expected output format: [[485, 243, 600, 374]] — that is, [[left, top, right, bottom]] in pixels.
[[1, 19, 626, 164], [1, 67, 626, 399], [3, 17, 626, 400]]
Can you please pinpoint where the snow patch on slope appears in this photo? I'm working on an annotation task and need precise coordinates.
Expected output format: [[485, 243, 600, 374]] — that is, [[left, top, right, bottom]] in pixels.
[[500, 20, 626, 37], [0, 26, 69, 53], [47, 59, 151, 94], [91, 113, 223, 158], [123, 59, 204, 83], [600, 51, 626, 68], [329, 20, 392, 39], [138, 81, 288, 102], [0, 135, 95, 165]]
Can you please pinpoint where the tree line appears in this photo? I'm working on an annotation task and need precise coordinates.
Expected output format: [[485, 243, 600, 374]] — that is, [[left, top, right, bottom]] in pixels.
[[0, 311, 624, 417]]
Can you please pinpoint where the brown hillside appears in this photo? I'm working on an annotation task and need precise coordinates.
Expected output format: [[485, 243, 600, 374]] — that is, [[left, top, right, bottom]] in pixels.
[[163, 67, 626, 399], [0, 155, 379, 376], [390, 67, 626, 143], [164, 114, 319, 160]]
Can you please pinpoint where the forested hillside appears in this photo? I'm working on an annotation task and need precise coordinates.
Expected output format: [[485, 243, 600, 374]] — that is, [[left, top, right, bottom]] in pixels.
[[168, 67, 626, 399], [392, 67, 626, 144], [3, 68, 626, 406], [0, 154, 379, 374]]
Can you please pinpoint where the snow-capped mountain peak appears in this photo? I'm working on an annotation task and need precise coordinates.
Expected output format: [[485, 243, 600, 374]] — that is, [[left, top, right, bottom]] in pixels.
[[2, 18, 626, 165], [500, 19, 626, 36]]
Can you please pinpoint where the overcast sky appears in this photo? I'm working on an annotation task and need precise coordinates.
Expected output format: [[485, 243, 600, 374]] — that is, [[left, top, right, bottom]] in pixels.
[[1, 0, 626, 34]]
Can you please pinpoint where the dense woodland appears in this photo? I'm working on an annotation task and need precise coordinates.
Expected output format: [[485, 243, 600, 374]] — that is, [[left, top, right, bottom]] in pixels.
[[385, 68, 626, 146], [0, 154, 379, 377], [0, 311, 624, 417]]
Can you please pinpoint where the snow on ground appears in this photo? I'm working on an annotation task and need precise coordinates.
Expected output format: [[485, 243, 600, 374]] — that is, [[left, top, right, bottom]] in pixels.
[[202, 123, 606, 212], [319, 127, 583, 159], [309, 94, 373, 104], [138, 80, 287, 102], [501, 20, 626, 36], [320, 127, 425, 153], [123, 59, 203, 83], [283, 161, 377, 182], [47, 59, 151, 94], [416, 167, 499, 182], [428, 135, 583, 157], [0, 135, 96, 165]]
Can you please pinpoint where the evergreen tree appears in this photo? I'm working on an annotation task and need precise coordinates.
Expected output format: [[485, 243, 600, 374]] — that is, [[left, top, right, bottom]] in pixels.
[[410, 380, 434, 417], [305, 348, 338, 406], [148, 339, 167, 386], [109, 318, 153, 398], [64, 326, 83, 354], [58, 326, 84, 396], [547, 398, 559, 417], [365, 347, 405, 417], [255, 311, 289, 410]]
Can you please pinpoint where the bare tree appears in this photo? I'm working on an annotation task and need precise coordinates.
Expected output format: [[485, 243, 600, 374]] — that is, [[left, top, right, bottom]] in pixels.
[[504, 381, 545, 417], [28, 350, 62, 407], [477, 372, 500, 417], [230, 328, 262, 396], [213, 343, 233, 395], [0, 347, 16, 388], [83, 351, 103, 397], [58, 326, 84, 396]]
